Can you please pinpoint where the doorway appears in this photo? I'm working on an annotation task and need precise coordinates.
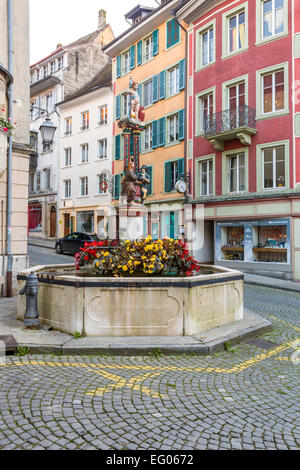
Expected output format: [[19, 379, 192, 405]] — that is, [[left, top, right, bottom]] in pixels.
[[64, 213, 71, 237], [50, 206, 57, 238]]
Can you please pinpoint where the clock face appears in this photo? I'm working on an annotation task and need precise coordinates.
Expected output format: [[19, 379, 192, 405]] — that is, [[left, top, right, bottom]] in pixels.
[[176, 180, 187, 194]]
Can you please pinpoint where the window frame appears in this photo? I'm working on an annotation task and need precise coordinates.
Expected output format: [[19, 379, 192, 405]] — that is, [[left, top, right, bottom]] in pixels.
[[256, 62, 289, 120], [195, 86, 216, 136], [81, 111, 89, 131], [64, 117, 72, 135], [222, 2, 248, 59], [256, 0, 288, 46], [81, 143, 89, 163], [98, 105, 108, 126], [143, 79, 153, 108], [195, 20, 216, 71], [122, 50, 130, 76], [64, 148, 72, 167], [80, 177, 88, 197], [64, 179, 72, 199], [98, 139, 108, 160], [143, 123, 153, 152], [256, 140, 289, 192], [167, 114, 179, 144], [222, 147, 249, 194], [195, 155, 215, 198]]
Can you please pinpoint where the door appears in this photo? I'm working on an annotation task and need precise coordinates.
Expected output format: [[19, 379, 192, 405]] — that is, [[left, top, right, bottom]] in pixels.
[[50, 206, 56, 238], [64, 213, 70, 237]]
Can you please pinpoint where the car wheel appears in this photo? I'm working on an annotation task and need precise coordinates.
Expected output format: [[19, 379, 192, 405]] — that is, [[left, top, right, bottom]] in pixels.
[[56, 243, 63, 254]]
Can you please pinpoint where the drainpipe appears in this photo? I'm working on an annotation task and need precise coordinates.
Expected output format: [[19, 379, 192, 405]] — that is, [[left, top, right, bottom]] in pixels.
[[6, 0, 13, 297], [172, 10, 189, 200]]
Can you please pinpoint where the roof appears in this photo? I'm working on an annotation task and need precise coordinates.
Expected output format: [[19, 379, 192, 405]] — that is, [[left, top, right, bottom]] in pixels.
[[59, 61, 112, 105], [125, 4, 155, 20]]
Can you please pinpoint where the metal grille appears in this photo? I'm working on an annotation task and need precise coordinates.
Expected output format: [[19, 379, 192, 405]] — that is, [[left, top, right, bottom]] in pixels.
[[204, 105, 256, 137]]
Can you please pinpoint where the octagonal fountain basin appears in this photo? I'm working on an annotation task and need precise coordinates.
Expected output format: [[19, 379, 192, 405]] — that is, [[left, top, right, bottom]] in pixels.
[[17, 264, 244, 337]]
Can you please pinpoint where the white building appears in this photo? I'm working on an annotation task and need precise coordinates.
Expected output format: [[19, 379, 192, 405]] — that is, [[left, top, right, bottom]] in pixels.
[[28, 10, 114, 239], [58, 63, 113, 239]]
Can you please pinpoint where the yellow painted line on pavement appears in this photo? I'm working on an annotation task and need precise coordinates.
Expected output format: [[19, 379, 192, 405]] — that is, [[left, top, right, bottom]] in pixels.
[[269, 315, 300, 332]]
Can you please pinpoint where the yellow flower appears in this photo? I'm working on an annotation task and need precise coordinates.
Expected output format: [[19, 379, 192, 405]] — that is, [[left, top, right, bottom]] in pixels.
[[141, 256, 146, 260], [104, 251, 109, 257], [122, 266, 128, 271]]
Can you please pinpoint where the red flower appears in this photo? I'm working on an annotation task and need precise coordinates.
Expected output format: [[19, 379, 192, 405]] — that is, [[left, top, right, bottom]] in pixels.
[[3, 128, 8, 132]]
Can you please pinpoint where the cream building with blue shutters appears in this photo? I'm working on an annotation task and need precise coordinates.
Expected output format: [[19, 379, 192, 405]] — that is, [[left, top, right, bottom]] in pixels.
[[103, 0, 187, 240]]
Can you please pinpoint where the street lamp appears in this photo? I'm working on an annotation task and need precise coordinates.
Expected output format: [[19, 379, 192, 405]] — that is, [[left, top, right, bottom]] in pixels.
[[39, 117, 57, 145]]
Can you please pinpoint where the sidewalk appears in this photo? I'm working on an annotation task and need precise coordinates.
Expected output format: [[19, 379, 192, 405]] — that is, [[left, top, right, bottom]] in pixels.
[[244, 273, 300, 293], [0, 298, 271, 356]]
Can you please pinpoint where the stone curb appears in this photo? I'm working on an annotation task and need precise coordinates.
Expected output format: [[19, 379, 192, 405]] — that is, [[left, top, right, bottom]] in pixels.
[[244, 280, 300, 294], [15, 318, 272, 356]]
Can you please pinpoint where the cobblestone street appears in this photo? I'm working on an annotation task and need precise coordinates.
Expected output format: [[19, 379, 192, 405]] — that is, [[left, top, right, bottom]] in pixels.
[[0, 284, 299, 450]]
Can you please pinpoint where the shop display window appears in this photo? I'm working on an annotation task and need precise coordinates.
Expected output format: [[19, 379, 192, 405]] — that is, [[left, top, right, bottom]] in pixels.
[[252, 225, 287, 263], [221, 226, 244, 261]]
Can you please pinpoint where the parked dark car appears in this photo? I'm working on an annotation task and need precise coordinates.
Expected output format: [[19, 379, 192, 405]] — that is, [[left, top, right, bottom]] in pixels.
[[55, 232, 99, 255]]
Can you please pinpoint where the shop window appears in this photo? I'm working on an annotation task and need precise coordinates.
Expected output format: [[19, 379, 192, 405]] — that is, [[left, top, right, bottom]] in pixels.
[[77, 211, 94, 233], [252, 224, 287, 263], [221, 226, 244, 260]]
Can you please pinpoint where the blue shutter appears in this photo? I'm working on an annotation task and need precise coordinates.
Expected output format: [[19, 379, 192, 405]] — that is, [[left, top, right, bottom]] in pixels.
[[137, 41, 142, 65], [159, 118, 165, 147], [152, 120, 158, 149], [165, 162, 172, 193], [116, 55, 121, 78], [114, 175, 120, 199], [178, 110, 185, 141], [115, 135, 121, 160], [173, 20, 180, 45], [166, 20, 173, 49], [147, 166, 152, 195], [179, 59, 185, 91], [116, 95, 121, 120], [153, 29, 159, 56], [152, 74, 159, 103], [178, 158, 185, 177], [130, 45, 136, 70], [159, 70, 166, 100]]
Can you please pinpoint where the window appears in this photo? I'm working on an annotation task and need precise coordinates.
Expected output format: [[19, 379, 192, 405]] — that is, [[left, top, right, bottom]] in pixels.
[[263, 0, 284, 39], [123, 93, 131, 117], [263, 145, 285, 189], [144, 36, 153, 62], [98, 105, 108, 125], [43, 65, 48, 78], [80, 177, 88, 196], [228, 153, 246, 193], [81, 111, 89, 130], [200, 160, 214, 196], [50, 61, 55, 74], [64, 148, 72, 167], [29, 173, 35, 193], [201, 93, 214, 132], [46, 93, 53, 113], [263, 70, 284, 114], [98, 174, 109, 194], [77, 211, 94, 232], [143, 79, 153, 107], [144, 124, 153, 151], [228, 81, 246, 127], [166, 19, 180, 48], [81, 144, 89, 163], [64, 180, 71, 199], [168, 115, 179, 143], [43, 168, 51, 190], [98, 139, 108, 159], [169, 66, 179, 96], [201, 27, 214, 66], [65, 117, 72, 135], [123, 51, 130, 75], [57, 56, 63, 70], [36, 172, 41, 192], [229, 11, 246, 53]]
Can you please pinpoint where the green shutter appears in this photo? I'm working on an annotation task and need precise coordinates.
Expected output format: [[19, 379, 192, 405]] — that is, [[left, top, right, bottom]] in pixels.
[[179, 59, 185, 91], [152, 74, 159, 103], [137, 41, 142, 65], [178, 110, 185, 141], [130, 45, 136, 70], [159, 118, 165, 147], [114, 174, 120, 199], [115, 135, 121, 160], [178, 158, 185, 177], [153, 29, 159, 56], [173, 20, 180, 45], [159, 70, 166, 100], [116, 95, 121, 120], [152, 120, 158, 149], [165, 162, 172, 193], [147, 166, 152, 195], [116, 55, 121, 78], [166, 20, 173, 48]]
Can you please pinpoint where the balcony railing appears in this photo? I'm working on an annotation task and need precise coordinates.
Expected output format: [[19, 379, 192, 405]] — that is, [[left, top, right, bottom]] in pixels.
[[203, 105, 257, 151]]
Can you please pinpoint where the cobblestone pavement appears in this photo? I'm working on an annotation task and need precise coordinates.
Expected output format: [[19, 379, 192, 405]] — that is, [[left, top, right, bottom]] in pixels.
[[0, 285, 299, 450]]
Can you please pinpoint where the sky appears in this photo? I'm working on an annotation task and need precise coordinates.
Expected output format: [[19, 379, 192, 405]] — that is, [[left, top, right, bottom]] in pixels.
[[29, 0, 159, 65]]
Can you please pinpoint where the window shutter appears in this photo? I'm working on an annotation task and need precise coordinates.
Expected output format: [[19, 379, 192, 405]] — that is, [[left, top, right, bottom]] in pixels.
[[179, 59, 185, 91], [147, 166, 152, 195], [114, 175, 120, 200], [159, 118, 165, 147], [153, 29, 159, 56], [116, 95, 121, 120], [130, 45, 136, 70], [137, 41, 142, 65], [165, 162, 172, 193], [137, 84, 142, 106], [159, 70, 166, 100], [116, 55, 121, 78], [167, 20, 173, 48], [178, 109, 185, 141], [115, 135, 121, 160], [152, 120, 158, 149], [178, 158, 185, 177], [152, 74, 159, 103]]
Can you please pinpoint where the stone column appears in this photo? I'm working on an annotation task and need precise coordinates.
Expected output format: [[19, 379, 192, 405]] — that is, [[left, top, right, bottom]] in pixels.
[[123, 127, 131, 172]]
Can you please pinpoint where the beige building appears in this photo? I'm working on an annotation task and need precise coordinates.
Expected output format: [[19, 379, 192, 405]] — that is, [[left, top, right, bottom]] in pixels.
[[29, 10, 114, 239], [0, 0, 30, 295]]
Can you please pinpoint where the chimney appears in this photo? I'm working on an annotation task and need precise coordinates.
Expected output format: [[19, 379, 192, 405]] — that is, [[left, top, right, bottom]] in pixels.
[[98, 9, 106, 29]]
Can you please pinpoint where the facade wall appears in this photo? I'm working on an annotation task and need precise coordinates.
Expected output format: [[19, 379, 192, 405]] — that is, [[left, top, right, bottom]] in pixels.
[[59, 87, 113, 238]]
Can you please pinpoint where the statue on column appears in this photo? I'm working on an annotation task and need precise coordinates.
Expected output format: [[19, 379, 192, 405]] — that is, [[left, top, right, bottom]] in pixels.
[[121, 160, 139, 205]]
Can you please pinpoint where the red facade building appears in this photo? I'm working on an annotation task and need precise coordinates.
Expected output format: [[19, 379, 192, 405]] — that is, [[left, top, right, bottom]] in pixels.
[[177, 0, 300, 281]]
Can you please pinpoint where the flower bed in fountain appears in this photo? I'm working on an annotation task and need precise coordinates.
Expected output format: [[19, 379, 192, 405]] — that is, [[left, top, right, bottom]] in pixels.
[[75, 236, 202, 277]]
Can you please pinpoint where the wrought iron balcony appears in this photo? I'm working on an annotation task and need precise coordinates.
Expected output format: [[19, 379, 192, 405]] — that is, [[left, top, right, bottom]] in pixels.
[[204, 105, 257, 151]]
